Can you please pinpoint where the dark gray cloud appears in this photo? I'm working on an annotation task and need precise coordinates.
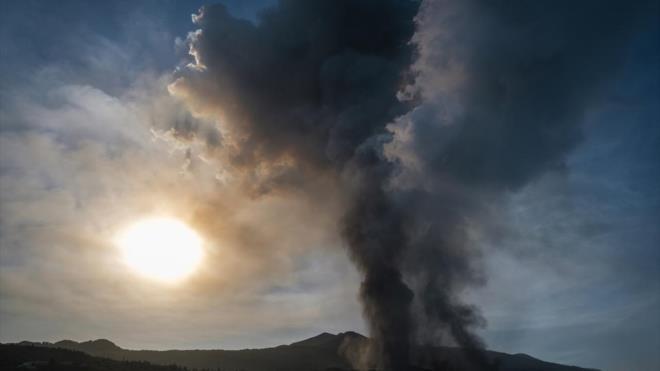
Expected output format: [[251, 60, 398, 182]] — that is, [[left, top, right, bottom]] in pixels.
[[171, 0, 655, 370], [386, 1, 655, 368], [390, 0, 655, 190], [171, 1, 420, 368], [171, 0, 418, 171]]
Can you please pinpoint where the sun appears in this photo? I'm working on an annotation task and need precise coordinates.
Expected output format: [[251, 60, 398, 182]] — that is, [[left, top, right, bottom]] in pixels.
[[115, 217, 204, 283]]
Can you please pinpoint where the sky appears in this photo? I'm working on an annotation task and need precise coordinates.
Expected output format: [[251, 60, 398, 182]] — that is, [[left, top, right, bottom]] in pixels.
[[0, 1, 658, 371]]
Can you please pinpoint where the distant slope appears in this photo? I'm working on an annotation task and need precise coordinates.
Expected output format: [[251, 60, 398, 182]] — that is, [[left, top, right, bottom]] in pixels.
[[11, 333, 599, 371], [0, 344, 186, 371]]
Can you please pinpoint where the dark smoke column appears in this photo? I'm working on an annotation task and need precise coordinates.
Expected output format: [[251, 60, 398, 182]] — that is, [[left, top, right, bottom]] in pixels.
[[170, 0, 652, 370], [386, 1, 652, 370], [169, 1, 420, 369], [342, 152, 415, 370]]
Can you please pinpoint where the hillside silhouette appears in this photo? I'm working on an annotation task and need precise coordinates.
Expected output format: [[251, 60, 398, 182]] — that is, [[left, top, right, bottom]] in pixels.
[[9, 332, 599, 371], [0, 344, 190, 371]]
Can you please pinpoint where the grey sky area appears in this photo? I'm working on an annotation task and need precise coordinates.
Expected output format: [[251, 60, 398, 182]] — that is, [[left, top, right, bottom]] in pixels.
[[0, 1, 658, 371]]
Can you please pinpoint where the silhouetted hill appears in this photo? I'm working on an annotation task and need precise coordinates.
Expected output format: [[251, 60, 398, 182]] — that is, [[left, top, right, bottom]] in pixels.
[[54, 339, 122, 354], [8, 332, 599, 371], [290, 331, 366, 349], [0, 344, 187, 371]]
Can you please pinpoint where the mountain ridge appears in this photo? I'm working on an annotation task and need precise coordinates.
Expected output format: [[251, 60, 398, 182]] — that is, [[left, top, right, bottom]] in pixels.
[[9, 332, 599, 371]]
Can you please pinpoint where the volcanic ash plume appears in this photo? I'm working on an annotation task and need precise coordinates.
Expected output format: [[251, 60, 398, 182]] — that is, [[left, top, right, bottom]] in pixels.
[[169, 0, 653, 369], [170, 1, 419, 366]]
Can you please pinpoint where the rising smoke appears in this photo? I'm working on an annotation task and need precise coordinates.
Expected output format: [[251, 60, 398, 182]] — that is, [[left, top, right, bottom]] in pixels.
[[169, 0, 653, 369]]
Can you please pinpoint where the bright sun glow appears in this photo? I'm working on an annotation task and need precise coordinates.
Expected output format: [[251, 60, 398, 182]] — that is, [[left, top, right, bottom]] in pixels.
[[115, 217, 204, 283]]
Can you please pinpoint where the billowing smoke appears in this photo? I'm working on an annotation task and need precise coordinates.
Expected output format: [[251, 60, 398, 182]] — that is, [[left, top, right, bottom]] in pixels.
[[383, 1, 652, 369], [169, 0, 653, 369], [170, 3, 419, 367]]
